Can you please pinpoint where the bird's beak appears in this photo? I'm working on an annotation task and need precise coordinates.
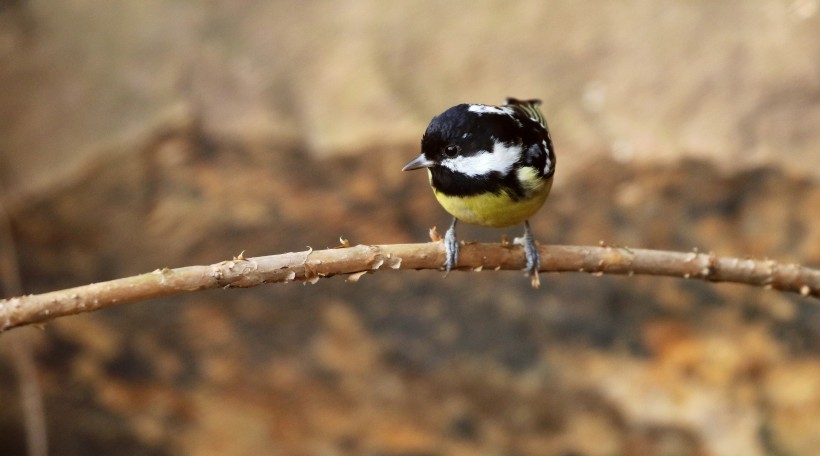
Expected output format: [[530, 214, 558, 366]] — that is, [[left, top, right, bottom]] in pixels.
[[402, 154, 435, 171]]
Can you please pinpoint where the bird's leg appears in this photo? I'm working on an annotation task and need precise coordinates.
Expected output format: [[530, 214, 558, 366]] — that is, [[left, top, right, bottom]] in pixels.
[[523, 220, 541, 287], [443, 217, 459, 274]]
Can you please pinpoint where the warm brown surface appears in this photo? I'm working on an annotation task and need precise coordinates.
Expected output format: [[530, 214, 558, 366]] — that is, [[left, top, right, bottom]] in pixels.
[[1, 2, 820, 455]]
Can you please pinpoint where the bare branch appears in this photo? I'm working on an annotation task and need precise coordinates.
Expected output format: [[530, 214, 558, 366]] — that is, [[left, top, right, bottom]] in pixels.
[[1, 242, 819, 332]]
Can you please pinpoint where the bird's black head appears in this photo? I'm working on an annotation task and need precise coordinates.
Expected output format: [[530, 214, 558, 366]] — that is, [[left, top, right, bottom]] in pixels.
[[420, 104, 524, 165], [402, 103, 534, 198], [403, 99, 553, 199], [402, 103, 526, 173]]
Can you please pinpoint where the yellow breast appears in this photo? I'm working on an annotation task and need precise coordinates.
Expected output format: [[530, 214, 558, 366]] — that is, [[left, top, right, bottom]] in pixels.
[[429, 168, 552, 227]]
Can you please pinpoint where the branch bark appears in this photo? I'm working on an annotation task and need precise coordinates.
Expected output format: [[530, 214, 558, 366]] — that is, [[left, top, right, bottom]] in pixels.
[[1, 242, 819, 332]]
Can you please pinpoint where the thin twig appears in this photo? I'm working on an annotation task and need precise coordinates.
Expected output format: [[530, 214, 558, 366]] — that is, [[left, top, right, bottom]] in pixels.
[[0, 242, 818, 332]]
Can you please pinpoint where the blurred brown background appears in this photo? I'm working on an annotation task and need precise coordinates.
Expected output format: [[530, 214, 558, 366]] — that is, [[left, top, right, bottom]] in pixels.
[[1, 1, 820, 455]]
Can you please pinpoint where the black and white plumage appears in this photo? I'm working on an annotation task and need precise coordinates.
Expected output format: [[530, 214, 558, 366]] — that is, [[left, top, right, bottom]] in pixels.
[[403, 98, 556, 286]]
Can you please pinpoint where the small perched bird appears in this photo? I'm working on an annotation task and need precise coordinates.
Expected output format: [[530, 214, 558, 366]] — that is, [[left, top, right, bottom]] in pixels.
[[403, 98, 556, 285]]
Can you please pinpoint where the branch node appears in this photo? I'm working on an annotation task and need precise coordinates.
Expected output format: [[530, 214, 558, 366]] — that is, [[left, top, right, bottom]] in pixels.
[[386, 256, 402, 269], [699, 253, 719, 281], [370, 257, 385, 270]]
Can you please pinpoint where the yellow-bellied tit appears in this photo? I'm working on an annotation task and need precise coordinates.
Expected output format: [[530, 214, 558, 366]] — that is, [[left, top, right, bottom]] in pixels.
[[402, 98, 555, 282]]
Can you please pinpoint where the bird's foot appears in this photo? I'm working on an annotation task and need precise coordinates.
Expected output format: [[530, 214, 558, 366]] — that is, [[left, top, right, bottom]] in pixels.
[[443, 220, 459, 275], [522, 221, 541, 288]]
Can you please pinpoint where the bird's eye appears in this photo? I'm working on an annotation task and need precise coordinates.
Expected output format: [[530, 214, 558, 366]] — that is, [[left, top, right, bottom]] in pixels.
[[444, 145, 460, 156]]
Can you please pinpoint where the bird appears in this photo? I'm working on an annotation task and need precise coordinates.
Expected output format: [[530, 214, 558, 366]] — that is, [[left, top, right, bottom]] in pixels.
[[402, 97, 555, 286]]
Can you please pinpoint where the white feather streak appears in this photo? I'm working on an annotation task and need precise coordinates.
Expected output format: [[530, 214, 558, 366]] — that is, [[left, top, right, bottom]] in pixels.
[[441, 142, 522, 177], [467, 105, 514, 116]]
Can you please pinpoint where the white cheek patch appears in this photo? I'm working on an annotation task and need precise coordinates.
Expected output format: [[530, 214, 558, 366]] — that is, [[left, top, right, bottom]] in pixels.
[[441, 142, 522, 177], [467, 104, 515, 116]]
